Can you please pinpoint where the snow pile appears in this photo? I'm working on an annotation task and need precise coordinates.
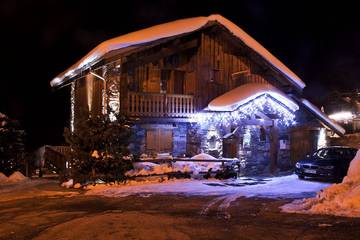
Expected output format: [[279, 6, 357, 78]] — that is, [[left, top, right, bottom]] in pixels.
[[190, 153, 216, 160], [7, 171, 27, 183], [282, 149, 360, 217], [0, 172, 8, 183], [61, 179, 74, 188], [125, 162, 191, 177], [126, 154, 222, 177], [174, 161, 221, 175]]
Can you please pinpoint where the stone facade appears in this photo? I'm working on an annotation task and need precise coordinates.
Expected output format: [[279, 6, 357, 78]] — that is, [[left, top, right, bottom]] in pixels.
[[130, 123, 188, 157], [130, 121, 293, 176], [172, 123, 188, 157]]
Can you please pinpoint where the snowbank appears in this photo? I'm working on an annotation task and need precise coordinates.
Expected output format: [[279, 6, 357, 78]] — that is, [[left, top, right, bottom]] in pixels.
[[61, 179, 74, 188], [0, 172, 8, 183], [7, 171, 27, 183], [282, 149, 360, 217], [125, 162, 191, 177], [190, 153, 216, 160], [126, 154, 221, 177]]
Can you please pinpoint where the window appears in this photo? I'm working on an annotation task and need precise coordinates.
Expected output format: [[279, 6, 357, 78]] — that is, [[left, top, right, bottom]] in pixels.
[[174, 70, 185, 94], [160, 69, 170, 93], [146, 128, 173, 153]]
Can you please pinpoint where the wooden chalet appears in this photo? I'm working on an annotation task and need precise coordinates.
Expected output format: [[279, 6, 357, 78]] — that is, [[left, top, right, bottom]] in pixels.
[[51, 15, 345, 175]]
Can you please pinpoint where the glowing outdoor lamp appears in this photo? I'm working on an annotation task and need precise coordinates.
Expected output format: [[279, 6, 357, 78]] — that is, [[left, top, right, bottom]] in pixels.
[[328, 111, 354, 122]]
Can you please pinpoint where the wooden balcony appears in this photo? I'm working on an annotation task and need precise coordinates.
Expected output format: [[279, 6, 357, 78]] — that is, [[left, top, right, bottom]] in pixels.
[[127, 92, 195, 118]]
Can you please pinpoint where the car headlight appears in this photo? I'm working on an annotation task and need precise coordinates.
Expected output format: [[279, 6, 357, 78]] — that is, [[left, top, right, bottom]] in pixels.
[[320, 165, 334, 170], [295, 162, 301, 168]]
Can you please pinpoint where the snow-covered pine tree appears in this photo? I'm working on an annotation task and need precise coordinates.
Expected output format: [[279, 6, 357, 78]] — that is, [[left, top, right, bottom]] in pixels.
[[0, 113, 26, 176], [64, 113, 135, 183]]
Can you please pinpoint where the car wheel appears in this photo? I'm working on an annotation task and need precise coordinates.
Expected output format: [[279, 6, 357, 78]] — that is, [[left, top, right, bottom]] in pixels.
[[298, 175, 305, 180]]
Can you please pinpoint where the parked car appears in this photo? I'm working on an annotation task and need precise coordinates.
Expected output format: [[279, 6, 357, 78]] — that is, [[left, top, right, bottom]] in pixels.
[[295, 146, 358, 182]]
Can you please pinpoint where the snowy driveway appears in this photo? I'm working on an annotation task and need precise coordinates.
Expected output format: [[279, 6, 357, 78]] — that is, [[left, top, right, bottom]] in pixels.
[[4, 176, 360, 240], [86, 174, 330, 199], [85, 174, 331, 219]]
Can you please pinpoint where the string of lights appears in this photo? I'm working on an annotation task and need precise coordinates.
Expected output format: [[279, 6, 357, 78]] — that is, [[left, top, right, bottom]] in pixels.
[[193, 94, 297, 127]]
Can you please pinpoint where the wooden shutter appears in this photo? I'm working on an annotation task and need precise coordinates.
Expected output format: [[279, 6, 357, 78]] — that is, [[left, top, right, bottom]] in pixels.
[[146, 128, 173, 153], [160, 129, 173, 152], [146, 129, 158, 151]]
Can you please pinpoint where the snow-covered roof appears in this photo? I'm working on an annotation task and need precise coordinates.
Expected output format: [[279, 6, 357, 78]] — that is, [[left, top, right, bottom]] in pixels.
[[207, 83, 345, 135], [50, 14, 306, 90], [208, 83, 299, 112], [300, 99, 346, 136]]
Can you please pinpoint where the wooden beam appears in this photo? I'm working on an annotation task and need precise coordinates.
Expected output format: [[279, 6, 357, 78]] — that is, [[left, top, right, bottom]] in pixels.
[[269, 120, 279, 174], [126, 39, 198, 67]]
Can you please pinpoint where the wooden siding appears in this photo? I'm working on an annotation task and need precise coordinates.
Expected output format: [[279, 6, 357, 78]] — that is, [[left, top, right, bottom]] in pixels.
[[73, 73, 105, 127], [73, 25, 296, 121]]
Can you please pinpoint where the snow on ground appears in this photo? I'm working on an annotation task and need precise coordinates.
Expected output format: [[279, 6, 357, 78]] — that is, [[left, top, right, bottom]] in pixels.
[[0, 172, 8, 183], [125, 153, 222, 177], [282, 149, 360, 217], [7, 171, 28, 182], [0, 179, 79, 203], [190, 153, 216, 160], [0, 177, 79, 202], [86, 174, 329, 199], [0, 171, 28, 184], [61, 179, 74, 188], [86, 174, 329, 218], [125, 162, 188, 177]]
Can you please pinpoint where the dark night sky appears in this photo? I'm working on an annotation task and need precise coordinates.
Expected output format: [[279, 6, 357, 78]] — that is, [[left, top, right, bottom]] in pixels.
[[1, 0, 360, 150]]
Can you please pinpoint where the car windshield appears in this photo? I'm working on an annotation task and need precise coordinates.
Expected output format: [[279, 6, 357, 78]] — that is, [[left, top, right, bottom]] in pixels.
[[314, 148, 348, 160]]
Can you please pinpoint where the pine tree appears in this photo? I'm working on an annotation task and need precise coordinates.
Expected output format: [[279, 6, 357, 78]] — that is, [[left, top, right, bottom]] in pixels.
[[0, 113, 26, 176], [64, 113, 135, 183]]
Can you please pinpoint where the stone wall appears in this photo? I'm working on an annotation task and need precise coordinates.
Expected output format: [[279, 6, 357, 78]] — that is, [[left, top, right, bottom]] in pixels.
[[172, 123, 188, 157], [129, 124, 146, 155], [129, 123, 188, 157], [129, 121, 292, 176]]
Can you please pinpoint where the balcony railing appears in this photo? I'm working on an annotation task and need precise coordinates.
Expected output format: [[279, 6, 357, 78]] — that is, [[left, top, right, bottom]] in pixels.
[[127, 92, 195, 117]]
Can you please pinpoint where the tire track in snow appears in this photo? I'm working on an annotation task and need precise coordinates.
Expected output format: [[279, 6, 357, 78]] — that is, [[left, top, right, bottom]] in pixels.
[[200, 194, 242, 219]]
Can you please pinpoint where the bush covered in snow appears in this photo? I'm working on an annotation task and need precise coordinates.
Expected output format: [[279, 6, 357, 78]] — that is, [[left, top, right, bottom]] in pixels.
[[282, 149, 360, 217], [64, 114, 135, 183]]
